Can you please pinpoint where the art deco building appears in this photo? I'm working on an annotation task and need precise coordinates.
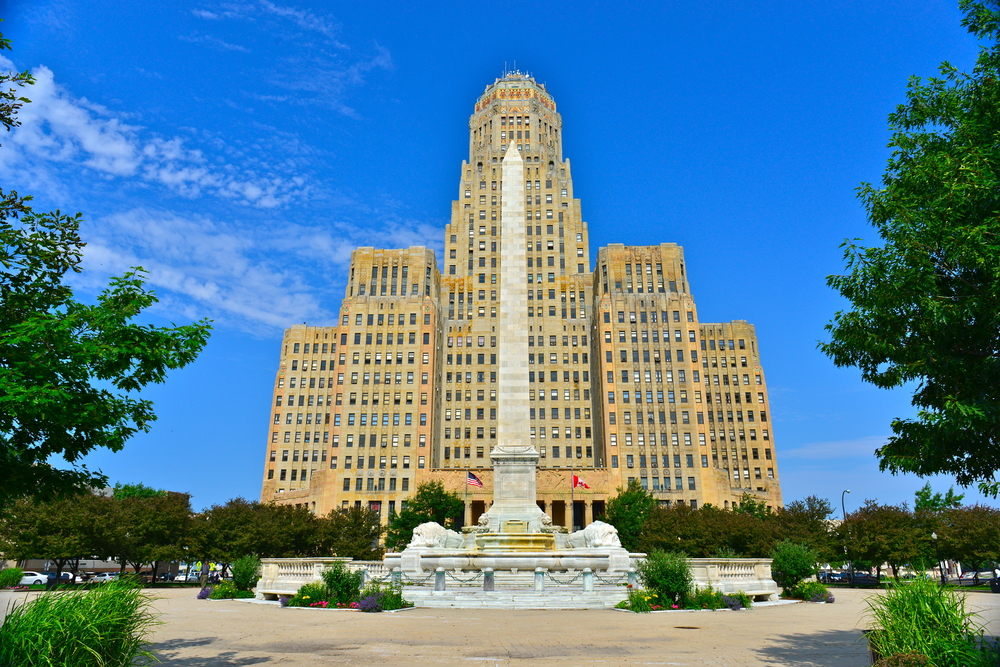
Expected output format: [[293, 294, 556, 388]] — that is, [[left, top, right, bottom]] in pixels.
[[259, 73, 783, 529]]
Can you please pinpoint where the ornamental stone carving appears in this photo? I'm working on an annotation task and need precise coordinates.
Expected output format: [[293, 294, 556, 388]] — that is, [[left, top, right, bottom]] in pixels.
[[408, 522, 466, 549], [565, 521, 622, 549]]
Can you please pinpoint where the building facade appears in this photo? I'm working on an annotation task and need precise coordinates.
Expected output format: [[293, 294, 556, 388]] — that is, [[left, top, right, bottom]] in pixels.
[[259, 73, 783, 530]]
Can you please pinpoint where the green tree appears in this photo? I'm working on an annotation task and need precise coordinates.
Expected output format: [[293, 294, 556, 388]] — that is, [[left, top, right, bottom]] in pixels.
[[191, 498, 320, 562], [770, 540, 818, 593], [820, 2, 1000, 494], [318, 506, 384, 560], [0, 33, 212, 509], [773, 496, 837, 564], [939, 505, 1000, 583], [104, 491, 193, 580], [384, 481, 463, 551], [914, 482, 965, 512], [604, 480, 657, 553], [839, 501, 928, 581], [0, 494, 102, 583], [112, 483, 166, 500]]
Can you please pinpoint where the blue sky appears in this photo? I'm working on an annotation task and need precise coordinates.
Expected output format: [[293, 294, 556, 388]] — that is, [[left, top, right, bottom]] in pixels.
[[3, 0, 993, 513]]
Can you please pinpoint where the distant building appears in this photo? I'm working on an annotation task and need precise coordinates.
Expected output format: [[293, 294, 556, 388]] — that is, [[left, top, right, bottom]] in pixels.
[[259, 72, 782, 529]]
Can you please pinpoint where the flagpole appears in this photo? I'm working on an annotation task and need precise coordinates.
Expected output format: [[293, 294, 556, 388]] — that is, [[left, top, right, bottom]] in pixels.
[[465, 468, 469, 529], [570, 468, 574, 531]]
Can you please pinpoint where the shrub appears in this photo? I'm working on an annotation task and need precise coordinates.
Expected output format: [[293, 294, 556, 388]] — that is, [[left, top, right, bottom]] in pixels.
[[638, 551, 692, 605], [231, 553, 261, 592], [626, 586, 654, 612], [357, 581, 411, 612], [0, 567, 23, 588], [684, 585, 726, 610], [287, 582, 328, 607], [866, 577, 998, 667], [209, 580, 254, 599], [722, 591, 754, 610], [0, 578, 157, 667], [793, 580, 834, 603], [771, 540, 818, 592], [321, 562, 364, 605]]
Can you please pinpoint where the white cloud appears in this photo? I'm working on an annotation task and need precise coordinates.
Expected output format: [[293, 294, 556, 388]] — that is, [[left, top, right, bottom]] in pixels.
[[179, 32, 250, 53], [0, 62, 309, 208], [780, 434, 887, 460], [77, 208, 333, 331], [258, 0, 346, 46]]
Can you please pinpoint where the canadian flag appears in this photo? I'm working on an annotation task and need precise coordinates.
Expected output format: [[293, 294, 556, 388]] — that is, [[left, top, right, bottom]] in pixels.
[[573, 474, 590, 489]]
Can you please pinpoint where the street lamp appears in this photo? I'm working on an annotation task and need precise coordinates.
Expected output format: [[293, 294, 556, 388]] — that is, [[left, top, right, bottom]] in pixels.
[[842, 490, 853, 586], [932, 531, 946, 585]]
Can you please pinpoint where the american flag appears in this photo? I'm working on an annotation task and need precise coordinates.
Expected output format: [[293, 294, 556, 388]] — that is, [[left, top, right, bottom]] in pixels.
[[467, 471, 484, 487]]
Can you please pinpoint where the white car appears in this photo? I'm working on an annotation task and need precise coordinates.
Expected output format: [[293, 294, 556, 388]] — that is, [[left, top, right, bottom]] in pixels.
[[19, 571, 45, 586], [175, 573, 202, 582], [92, 572, 119, 583]]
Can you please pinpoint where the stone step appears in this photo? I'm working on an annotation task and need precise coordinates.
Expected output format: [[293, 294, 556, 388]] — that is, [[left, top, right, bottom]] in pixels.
[[405, 590, 626, 610]]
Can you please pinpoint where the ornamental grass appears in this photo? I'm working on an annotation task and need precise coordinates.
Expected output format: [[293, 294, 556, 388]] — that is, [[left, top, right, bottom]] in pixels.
[[0, 578, 158, 667]]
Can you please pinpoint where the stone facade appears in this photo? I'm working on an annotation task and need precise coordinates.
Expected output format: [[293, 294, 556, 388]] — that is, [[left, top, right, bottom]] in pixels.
[[259, 72, 783, 523]]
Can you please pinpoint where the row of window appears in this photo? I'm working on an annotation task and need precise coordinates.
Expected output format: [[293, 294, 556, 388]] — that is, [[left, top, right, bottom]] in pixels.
[[624, 453, 706, 468], [607, 310, 694, 324], [272, 430, 328, 443], [332, 433, 426, 447], [527, 370, 591, 383], [352, 332, 431, 346], [527, 426, 594, 439], [444, 427, 497, 439], [603, 331, 700, 349], [608, 369, 697, 384], [343, 476, 413, 491], [339, 413, 427, 427], [275, 413, 330, 425], [528, 353, 589, 365], [609, 432, 704, 447], [527, 407, 591, 420], [334, 455, 412, 470], [608, 411, 698, 426], [348, 312, 429, 327], [339, 372, 430, 385], [276, 395, 333, 407]]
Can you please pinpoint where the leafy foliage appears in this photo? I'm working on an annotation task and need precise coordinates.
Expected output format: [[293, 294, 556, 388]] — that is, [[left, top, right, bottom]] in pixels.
[[320, 561, 363, 605], [230, 553, 261, 592], [866, 577, 998, 667], [770, 540, 818, 593], [604, 480, 657, 552], [208, 580, 254, 599], [357, 581, 410, 612], [914, 483, 964, 512], [384, 481, 463, 550], [0, 567, 22, 588], [286, 582, 327, 607], [637, 551, 692, 605], [0, 578, 157, 666], [0, 32, 211, 508], [319, 506, 384, 560], [820, 1, 1000, 493], [838, 501, 929, 581]]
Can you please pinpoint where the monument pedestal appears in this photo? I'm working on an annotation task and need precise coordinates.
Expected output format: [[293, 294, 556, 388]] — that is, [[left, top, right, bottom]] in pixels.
[[478, 447, 549, 534]]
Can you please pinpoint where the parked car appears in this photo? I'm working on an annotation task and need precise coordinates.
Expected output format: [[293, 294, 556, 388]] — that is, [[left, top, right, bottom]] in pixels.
[[92, 572, 119, 583], [42, 572, 73, 583], [19, 571, 45, 586], [158, 572, 175, 582]]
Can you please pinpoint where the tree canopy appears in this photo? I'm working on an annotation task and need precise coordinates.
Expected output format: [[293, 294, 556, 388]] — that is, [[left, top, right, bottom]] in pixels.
[[384, 481, 463, 551], [0, 32, 211, 507], [821, 1, 1000, 494]]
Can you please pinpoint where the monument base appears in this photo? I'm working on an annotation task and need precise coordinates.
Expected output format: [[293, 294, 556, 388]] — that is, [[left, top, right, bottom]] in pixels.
[[474, 532, 555, 552]]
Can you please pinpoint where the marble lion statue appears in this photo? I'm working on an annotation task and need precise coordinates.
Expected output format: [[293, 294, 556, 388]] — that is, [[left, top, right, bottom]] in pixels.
[[408, 522, 466, 549], [565, 520, 622, 548]]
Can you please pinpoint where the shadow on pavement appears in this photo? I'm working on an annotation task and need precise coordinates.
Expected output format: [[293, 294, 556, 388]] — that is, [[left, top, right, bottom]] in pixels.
[[750, 628, 870, 667], [153, 637, 273, 666]]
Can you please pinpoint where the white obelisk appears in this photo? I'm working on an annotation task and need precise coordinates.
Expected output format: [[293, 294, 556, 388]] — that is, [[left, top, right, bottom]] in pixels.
[[481, 143, 548, 534]]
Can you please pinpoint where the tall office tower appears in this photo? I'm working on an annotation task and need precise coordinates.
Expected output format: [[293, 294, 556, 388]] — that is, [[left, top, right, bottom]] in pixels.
[[260, 72, 782, 525]]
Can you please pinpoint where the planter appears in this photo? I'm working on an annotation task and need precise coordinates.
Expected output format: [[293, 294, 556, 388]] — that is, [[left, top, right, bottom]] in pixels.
[[863, 630, 882, 666]]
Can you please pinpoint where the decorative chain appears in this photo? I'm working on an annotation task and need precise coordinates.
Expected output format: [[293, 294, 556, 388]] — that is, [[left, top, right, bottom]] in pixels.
[[545, 571, 584, 585], [446, 571, 484, 583], [595, 574, 628, 585], [367, 573, 394, 583], [401, 572, 436, 585]]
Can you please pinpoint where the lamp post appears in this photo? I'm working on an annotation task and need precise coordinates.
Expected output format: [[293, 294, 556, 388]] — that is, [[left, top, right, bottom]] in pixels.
[[932, 531, 946, 585], [841, 490, 853, 586]]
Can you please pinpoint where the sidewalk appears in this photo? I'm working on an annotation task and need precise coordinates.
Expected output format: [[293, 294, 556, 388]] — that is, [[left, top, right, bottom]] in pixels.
[[144, 587, 1000, 666]]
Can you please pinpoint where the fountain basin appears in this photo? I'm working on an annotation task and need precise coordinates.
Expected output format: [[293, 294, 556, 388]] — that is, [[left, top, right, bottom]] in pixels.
[[475, 532, 555, 552]]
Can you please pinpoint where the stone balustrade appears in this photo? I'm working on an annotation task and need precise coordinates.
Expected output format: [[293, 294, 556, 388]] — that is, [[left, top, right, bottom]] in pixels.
[[256, 556, 777, 602], [256, 558, 387, 600]]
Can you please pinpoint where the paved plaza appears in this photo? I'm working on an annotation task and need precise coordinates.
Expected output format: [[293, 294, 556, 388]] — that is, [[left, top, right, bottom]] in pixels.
[[147, 588, 1000, 666], [3, 586, 999, 665]]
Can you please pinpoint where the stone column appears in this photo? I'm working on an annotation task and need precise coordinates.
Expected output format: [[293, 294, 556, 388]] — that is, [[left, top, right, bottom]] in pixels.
[[584, 500, 593, 527]]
